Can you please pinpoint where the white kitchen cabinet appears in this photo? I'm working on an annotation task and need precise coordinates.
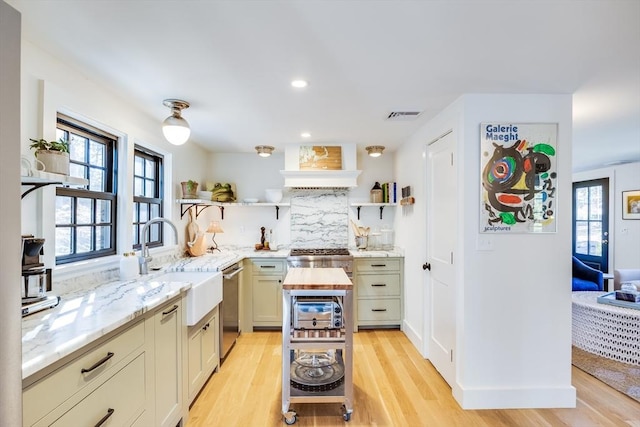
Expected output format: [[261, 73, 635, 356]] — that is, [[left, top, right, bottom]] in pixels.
[[250, 258, 286, 329], [353, 257, 404, 329], [23, 320, 147, 427], [153, 297, 184, 427], [187, 305, 219, 405]]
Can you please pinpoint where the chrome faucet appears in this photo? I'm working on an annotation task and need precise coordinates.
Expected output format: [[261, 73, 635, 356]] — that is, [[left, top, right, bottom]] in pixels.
[[139, 217, 179, 275]]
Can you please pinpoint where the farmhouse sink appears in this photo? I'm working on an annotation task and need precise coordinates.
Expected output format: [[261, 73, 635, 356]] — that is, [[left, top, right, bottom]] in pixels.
[[153, 271, 222, 326]]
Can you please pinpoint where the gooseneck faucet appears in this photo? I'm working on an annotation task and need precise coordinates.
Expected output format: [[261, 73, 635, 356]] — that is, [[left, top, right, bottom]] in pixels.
[[139, 217, 179, 275]]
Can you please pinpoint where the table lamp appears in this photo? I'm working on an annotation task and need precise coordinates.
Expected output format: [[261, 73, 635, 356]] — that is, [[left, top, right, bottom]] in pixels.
[[206, 221, 224, 252]]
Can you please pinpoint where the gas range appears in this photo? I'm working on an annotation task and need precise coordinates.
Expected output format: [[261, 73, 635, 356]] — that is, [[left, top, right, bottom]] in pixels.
[[287, 248, 353, 277]]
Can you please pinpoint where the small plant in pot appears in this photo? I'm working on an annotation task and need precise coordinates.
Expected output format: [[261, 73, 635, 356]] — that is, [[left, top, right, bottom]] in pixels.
[[29, 137, 70, 175], [181, 180, 199, 198]]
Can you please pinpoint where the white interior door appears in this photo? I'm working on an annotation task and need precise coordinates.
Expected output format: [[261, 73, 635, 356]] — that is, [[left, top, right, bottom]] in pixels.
[[426, 131, 457, 386]]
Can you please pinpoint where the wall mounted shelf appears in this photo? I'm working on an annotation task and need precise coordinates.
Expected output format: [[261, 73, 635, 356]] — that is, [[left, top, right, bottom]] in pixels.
[[177, 199, 290, 220], [350, 202, 397, 220], [21, 172, 88, 199]]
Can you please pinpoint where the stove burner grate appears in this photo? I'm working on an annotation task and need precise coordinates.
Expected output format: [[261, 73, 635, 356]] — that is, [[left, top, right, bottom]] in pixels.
[[289, 248, 350, 256]]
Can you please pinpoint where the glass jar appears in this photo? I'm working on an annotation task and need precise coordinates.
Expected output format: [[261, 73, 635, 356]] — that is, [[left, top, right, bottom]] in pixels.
[[380, 225, 394, 250], [370, 182, 382, 203]]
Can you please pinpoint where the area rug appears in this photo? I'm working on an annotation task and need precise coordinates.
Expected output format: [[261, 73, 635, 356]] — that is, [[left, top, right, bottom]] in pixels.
[[572, 346, 640, 402]]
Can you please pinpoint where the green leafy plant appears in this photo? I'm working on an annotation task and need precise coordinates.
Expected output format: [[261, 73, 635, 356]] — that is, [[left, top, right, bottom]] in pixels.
[[185, 180, 198, 192], [29, 137, 70, 153]]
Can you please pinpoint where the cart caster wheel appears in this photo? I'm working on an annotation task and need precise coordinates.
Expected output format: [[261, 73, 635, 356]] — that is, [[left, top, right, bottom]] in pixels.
[[341, 406, 352, 422], [284, 412, 297, 425]]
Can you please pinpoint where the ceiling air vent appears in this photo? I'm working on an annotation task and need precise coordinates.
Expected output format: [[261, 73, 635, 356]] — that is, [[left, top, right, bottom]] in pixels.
[[386, 111, 422, 121]]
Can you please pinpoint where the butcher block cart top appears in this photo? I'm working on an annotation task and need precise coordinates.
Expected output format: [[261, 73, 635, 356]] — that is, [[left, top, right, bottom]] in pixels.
[[281, 267, 354, 424]]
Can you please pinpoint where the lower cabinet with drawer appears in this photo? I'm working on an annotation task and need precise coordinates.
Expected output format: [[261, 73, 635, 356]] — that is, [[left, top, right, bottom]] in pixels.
[[354, 257, 404, 329], [248, 258, 286, 329], [22, 296, 186, 427]]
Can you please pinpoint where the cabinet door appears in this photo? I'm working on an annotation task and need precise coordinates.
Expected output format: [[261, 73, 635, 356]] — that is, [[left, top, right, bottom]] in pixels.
[[201, 311, 218, 373], [187, 327, 204, 401], [154, 300, 182, 427], [252, 275, 282, 324]]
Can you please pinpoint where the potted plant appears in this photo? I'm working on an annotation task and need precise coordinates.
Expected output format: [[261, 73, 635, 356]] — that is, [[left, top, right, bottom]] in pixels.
[[181, 180, 199, 198], [29, 137, 70, 175]]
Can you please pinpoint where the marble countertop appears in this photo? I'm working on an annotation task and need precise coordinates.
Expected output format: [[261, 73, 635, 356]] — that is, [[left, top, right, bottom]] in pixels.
[[21, 271, 196, 380], [22, 247, 403, 379]]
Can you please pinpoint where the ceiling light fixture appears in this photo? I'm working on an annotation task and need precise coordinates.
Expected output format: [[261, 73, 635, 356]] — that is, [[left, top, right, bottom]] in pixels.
[[300, 132, 311, 138], [255, 145, 275, 157], [291, 79, 308, 88], [162, 99, 191, 145], [366, 145, 385, 157]]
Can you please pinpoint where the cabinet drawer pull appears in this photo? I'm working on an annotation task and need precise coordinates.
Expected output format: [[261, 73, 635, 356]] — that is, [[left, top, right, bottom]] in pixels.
[[81, 352, 114, 373], [94, 408, 115, 427], [260, 265, 276, 269], [162, 304, 179, 316], [371, 308, 387, 312], [371, 283, 387, 287], [370, 264, 387, 267]]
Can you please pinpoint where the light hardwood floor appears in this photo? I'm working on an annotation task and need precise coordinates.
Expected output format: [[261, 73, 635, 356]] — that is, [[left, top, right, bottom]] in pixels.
[[187, 330, 640, 426]]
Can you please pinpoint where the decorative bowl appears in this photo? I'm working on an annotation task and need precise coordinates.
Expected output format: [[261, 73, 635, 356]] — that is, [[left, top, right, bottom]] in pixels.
[[265, 189, 283, 203]]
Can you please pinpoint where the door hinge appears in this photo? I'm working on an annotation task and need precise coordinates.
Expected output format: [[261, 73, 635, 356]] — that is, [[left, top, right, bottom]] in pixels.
[[450, 152, 454, 166], [450, 252, 453, 264], [450, 349, 453, 362]]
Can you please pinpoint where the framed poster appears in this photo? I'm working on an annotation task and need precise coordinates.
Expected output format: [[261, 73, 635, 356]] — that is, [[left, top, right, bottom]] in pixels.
[[480, 123, 558, 233], [622, 190, 640, 220], [299, 146, 342, 170]]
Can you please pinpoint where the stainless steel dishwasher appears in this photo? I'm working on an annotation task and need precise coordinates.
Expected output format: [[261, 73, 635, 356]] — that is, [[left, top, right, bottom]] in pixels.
[[220, 262, 243, 363]]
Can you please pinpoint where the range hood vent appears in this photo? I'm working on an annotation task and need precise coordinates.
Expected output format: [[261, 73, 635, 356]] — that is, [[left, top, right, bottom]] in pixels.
[[280, 143, 361, 188]]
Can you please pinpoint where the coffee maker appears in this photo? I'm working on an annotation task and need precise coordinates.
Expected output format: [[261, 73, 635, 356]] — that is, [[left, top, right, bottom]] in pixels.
[[21, 235, 59, 316]]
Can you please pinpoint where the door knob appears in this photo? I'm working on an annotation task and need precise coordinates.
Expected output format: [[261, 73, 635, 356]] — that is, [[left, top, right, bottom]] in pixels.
[[423, 263, 431, 271]]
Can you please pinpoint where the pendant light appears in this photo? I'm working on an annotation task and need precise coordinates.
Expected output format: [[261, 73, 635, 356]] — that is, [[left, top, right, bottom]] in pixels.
[[162, 99, 191, 145], [366, 145, 385, 157]]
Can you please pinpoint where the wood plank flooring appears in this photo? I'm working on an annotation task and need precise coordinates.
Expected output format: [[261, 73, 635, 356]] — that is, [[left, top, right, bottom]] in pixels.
[[186, 330, 640, 426]]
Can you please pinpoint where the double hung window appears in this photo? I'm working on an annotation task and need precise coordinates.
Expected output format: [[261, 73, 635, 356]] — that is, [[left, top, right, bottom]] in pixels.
[[133, 147, 164, 250], [55, 115, 117, 264]]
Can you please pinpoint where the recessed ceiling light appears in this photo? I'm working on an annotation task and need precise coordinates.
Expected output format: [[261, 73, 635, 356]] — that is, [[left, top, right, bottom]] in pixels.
[[291, 79, 308, 88], [300, 132, 311, 138]]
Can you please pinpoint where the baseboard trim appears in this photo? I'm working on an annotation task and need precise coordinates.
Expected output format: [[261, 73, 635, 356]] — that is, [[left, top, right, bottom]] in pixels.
[[402, 320, 424, 357], [452, 383, 577, 409]]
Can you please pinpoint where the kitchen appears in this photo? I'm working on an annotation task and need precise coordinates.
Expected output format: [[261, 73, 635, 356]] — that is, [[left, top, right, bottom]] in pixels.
[[2, 1, 640, 426]]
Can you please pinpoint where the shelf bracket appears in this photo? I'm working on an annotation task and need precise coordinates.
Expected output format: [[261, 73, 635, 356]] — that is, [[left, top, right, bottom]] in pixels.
[[218, 206, 225, 220], [379, 206, 384, 220], [276, 205, 280, 220], [180, 203, 213, 219], [21, 182, 62, 199], [356, 206, 361, 220]]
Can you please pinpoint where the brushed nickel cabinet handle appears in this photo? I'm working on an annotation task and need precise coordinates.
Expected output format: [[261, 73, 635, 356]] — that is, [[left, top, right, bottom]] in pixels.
[[81, 352, 114, 373], [162, 304, 179, 316], [94, 408, 115, 427]]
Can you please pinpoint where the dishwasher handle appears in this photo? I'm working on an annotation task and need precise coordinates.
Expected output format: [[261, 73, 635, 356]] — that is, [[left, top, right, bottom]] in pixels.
[[223, 266, 244, 279]]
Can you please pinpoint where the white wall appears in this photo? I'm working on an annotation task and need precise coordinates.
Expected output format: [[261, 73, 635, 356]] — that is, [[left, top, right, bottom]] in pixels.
[[19, 40, 211, 277], [395, 94, 575, 409], [573, 161, 640, 269], [0, 1, 23, 424]]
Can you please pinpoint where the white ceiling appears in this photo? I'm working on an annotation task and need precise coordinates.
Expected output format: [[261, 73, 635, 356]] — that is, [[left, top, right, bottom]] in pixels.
[[6, 0, 640, 171]]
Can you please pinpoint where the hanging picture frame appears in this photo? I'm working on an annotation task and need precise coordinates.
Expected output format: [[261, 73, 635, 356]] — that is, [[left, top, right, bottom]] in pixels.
[[622, 190, 640, 220], [480, 123, 558, 233]]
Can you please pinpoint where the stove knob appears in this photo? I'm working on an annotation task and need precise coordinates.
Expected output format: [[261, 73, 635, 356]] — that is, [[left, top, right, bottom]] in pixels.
[[334, 306, 341, 314], [335, 320, 341, 327]]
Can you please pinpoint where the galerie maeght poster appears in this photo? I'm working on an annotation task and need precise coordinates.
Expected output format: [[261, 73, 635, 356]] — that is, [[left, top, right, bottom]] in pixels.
[[480, 123, 557, 233]]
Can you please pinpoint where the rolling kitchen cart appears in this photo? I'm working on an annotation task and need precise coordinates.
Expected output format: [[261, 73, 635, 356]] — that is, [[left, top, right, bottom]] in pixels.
[[281, 268, 354, 425]]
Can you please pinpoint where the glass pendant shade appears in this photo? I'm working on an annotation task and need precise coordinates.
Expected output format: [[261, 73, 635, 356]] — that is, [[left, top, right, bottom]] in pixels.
[[162, 115, 191, 145]]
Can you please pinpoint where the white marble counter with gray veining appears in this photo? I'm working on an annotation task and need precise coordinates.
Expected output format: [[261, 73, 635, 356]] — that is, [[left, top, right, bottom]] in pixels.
[[21, 272, 193, 380], [22, 247, 402, 379]]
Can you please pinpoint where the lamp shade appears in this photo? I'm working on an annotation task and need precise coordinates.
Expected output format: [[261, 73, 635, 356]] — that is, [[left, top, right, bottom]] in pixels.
[[206, 221, 224, 234]]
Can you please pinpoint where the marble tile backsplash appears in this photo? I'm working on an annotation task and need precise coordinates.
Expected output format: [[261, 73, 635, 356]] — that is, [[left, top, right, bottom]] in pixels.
[[290, 189, 349, 248]]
